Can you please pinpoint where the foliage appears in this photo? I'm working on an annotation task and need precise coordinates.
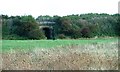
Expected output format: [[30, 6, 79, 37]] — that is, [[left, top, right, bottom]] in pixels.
[[2, 15, 45, 40], [57, 34, 66, 39], [2, 34, 28, 40], [54, 13, 119, 38], [2, 13, 120, 40], [28, 29, 45, 39]]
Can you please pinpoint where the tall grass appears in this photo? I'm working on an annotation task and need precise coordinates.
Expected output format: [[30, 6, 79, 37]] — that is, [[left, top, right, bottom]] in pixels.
[[2, 38, 118, 70]]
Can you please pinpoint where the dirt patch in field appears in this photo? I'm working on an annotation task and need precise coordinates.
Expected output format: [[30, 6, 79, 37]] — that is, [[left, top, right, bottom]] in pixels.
[[2, 42, 118, 70]]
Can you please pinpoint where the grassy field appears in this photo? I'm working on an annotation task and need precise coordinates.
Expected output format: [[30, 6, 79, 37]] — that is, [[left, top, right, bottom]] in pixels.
[[2, 37, 118, 52], [1, 38, 119, 70]]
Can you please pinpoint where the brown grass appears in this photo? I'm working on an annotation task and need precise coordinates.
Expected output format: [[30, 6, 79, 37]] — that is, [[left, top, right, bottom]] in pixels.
[[2, 42, 118, 70]]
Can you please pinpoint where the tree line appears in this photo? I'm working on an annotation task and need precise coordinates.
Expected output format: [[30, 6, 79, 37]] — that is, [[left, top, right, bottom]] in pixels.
[[1, 13, 120, 40]]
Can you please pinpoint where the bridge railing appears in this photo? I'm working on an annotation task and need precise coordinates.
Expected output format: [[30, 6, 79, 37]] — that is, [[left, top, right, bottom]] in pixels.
[[37, 21, 56, 26]]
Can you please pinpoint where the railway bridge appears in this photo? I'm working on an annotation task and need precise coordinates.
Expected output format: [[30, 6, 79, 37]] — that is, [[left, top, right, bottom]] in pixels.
[[37, 17, 56, 39]]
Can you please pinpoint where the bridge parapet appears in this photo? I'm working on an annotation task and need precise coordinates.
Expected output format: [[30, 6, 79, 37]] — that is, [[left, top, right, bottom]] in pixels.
[[37, 21, 55, 25]]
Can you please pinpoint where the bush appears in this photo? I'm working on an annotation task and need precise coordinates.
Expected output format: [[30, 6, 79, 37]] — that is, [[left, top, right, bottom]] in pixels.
[[69, 29, 82, 39], [58, 34, 66, 39], [28, 29, 45, 39], [81, 27, 91, 38], [2, 34, 28, 40]]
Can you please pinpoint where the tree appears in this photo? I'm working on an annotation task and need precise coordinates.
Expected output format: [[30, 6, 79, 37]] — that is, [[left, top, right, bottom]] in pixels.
[[12, 15, 44, 39], [81, 27, 91, 38]]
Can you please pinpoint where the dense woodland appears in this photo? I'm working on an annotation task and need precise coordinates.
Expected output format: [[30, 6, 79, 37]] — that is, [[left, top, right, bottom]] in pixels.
[[1, 13, 120, 40]]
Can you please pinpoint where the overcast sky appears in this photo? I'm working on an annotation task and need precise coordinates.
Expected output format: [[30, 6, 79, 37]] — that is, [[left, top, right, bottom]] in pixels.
[[0, 0, 119, 18]]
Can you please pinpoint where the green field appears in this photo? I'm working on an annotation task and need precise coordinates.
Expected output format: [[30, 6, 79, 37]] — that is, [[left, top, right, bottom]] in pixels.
[[2, 38, 118, 52]]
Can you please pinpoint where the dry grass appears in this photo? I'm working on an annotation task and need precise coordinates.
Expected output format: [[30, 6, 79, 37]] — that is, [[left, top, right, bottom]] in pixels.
[[2, 41, 118, 70]]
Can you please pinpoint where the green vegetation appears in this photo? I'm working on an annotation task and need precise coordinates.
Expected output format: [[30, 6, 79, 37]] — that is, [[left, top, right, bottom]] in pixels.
[[2, 15, 45, 40], [1, 13, 120, 40], [2, 38, 118, 52]]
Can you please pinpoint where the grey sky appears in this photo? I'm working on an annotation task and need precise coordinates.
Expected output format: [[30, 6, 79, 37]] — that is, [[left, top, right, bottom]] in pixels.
[[0, 0, 119, 18]]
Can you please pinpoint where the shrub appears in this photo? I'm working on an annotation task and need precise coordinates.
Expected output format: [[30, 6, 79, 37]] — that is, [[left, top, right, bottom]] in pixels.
[[2, 34, 28, 40], [81, 27, 91, 38], [58, 34, 66, 39], [28, 29, 45, 39]]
